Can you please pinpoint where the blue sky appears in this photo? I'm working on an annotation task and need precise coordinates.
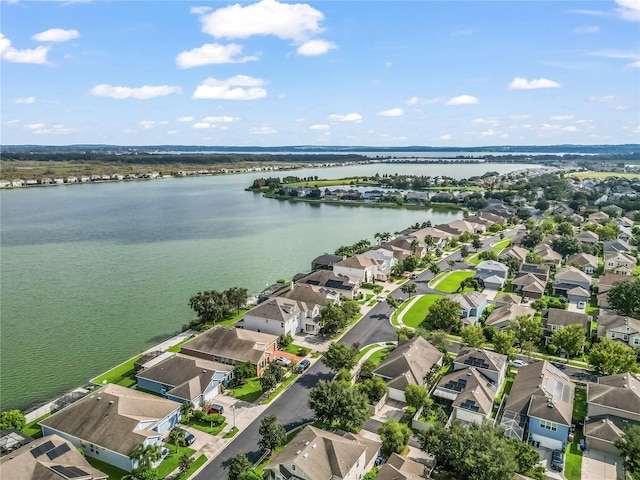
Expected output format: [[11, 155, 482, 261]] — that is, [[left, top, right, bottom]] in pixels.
[[2, 0, 639, 146]]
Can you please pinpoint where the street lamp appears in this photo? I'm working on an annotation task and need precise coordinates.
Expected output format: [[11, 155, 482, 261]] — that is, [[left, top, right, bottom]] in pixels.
[[232, 405, 236, 429]]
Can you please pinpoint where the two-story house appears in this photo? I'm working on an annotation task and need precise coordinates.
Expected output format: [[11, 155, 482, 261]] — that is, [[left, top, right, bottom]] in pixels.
[[541, 309, 589, 346], [333, 255, 384, 282], [553, 266, 592, 297], [597, 315, 640, 349], [453, 348, 508, 385], [500, 361, 575, 451], [475, 260, 510, 289], [242, 296, 322, 336], [448, 292, 488, 326], [40, 385, 180, 472], [566, 253, 599, 275], [603, 252, 637, 276]]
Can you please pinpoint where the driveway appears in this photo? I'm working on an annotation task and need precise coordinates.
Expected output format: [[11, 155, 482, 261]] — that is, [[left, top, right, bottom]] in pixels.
[[582, 449, 624, 480]]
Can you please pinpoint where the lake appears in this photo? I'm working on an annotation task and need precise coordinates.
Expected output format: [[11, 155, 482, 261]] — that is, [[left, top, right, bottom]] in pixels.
[[0, 162, 535, 410]]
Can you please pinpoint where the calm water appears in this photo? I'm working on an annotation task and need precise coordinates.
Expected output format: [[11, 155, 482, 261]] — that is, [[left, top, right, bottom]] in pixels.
[[0, 163, 534, 410]]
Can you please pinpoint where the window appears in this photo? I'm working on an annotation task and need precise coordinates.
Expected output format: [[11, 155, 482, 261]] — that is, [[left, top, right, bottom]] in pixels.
[[551, 325, 559, 331], [611, 333, 616, 339], [539, 419, 558, 431]]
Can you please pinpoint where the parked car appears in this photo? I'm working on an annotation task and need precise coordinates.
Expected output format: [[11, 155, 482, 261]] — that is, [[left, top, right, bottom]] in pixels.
[[577, 301, 586, 309], [185, 431, 196, 446], [551, 362, 566, 370], [273, 355, 291, 367], [410, 273, 418, 279], [509, 359, 528, 367], [297, 359, 311, 373], [207, 404, 224, 415], [550, 449, 565, 471]]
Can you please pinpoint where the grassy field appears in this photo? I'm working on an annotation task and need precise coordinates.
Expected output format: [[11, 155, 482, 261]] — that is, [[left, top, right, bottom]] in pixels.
[[281, 343, 312, 357], [156, 446, 197, 478], [22, 413, 50, 438], [181, 454, 207, 479], [432, 270, 476, 293], [91, 354, 143, 387], [357, 343, 382, 360], [85, 456, 128, 480], [492, 239, 511, 249], [230, 377, 263, 403], [570, 171, 640, 179], [366, 348, 393, 367], [399, 294, 441, 328]]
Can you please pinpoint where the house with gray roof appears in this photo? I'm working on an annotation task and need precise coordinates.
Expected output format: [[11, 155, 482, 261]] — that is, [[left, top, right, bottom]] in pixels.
[[453, 348, 508, 385], [298, 270, 360, 299], [40, 384, 180, 472], [264, 425, 380, 480], [433, 367, 499, 426], [575, 230, 599, 244], [484, 304, 536, 330], [311, 254, 345, 271], [597, 314, 640, 349], [499, 361, 575, 451], [0, 434, 107, 480], [372, 337, 443, 403], [541, 309, 589, 346], [181, 326, 278, 377], [448, 292, 488, 326], [585, 373, 640, 455], [494, 293, 522, 307], [603, 238, 632, 254], [135, 353, 232, 407], [376, 453, 430, 480], [475, 260, 509, 289], [553, 266, 592, 296]]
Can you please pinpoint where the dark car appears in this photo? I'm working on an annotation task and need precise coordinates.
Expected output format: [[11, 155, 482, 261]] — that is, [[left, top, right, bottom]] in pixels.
[[207, 404, 224, 415], [185, 431, 196, 446], [551, 362, 566, 370], [550, 449, 564, 471], [297, 359, 311, 373]]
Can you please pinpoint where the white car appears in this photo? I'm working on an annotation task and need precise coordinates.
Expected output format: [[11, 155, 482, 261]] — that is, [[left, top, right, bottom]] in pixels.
[[509, 359, 528, 367], [577, 301, 586, 309], [273, 356, 291, 367]]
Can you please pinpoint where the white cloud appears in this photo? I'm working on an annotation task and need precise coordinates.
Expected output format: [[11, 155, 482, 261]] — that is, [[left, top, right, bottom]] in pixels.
[[6, 119, 20, 125], [562, 125, 578, 132], [440, 134, 451, 140], [405, 96, 443, 105], [198, 0, 325, 42], [329, 113, 362, 122], [192, 75, 267, 100], [139, 120, 155, 129], [445, 94, 479, 105], [589, 95, 616, 102], [167, 130, 179, 134], [297, 39, 337, 56], [25, 123, 46, 130], [0, 33, 50, 64], [377, 107, 404, 117], [309, 124, 329, 130], [615, 0, 640, 21], [90, 84, 182, 99], [509, 114, 531, 120], [508, 77, 561, 90], [551, 115, 574, 121], [569, 9, 609, 17], [193, 122, 211, 129], [32, 28, 80, 42], [251, 126, 277, 135], [203, 116, 237, 123], [588, 49, 638, 59], [15, 96, 36, 104], [628, 61, 640, 68], [25, 122, 74, 134], [573, 25, 600, 33], [178, 116, 195, 122], [176, 43, 258, 68], [190, 6, 212, 15], [480, 129, 498, 136], [472, 117, 499, 126]]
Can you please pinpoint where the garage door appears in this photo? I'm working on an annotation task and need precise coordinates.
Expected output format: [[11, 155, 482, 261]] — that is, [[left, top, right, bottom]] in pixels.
[[531, 434, 563, 451]]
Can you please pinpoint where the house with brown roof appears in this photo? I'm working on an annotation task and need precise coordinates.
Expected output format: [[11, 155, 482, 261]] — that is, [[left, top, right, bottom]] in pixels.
[[372, 337, 443, 403], [494, 293, 522, 307], [566, 253, 599, 275], [499, 361, 575, 450], [603, 252, 637, 276], [333, 254, 385, 282], [585, 373, 640, 455], [597, 315, 640, 349], [264, 425, 381, 480], [541, 309, 589, 346], [376, 453, 430, 480], [135, 353, 233, 407], [181, 326, 278, 376], [484, 304, 536, 330], [511, 273, 546, 300], [533, 244, 562, 267], [575, 230, 600, 244], [40, 385, 180, 472], [499, 246, 530, 267], [553, 267, 592, 297], [0, 434, 108, 480], [588, 211, 610, 223], [242, 296, 323, 336], [596, 273, 633, 308]]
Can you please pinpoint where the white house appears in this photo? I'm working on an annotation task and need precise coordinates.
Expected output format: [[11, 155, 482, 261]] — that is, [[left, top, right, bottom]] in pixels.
[[603, 252, 636, 276], [333, 254, 383, 282], [242, 297, 321, 336], [597, 315, 640, 349]]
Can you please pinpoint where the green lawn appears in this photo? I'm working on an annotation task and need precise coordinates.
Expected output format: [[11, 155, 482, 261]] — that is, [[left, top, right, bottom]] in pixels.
[[223, 427, 238, 438], [85, 456, 128, 480], [230, 377, 263, 403], [261, 373, 299, 404], [91, 354, 143, 387], [281, 343, 312, 357], [23, 413, 50, 438], [185, 419, 227, 436], [466, 252, 482, 265], [181, 454, 207, 479], [492, 239, 511, 249], [399, 294, 441, 328], [357, 343, 381, 361], [167, 336, 195, 353], [565, 430, 584, 480], [367, 348, 393, 367], [432, 270, 476, 293], [570, 171, 640, 179], [156, 446, 197, 478], [573, 388, 587, 422]]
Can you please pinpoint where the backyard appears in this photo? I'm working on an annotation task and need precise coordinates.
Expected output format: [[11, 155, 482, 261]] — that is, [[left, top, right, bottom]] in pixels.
[[565, 387, 587, 480]]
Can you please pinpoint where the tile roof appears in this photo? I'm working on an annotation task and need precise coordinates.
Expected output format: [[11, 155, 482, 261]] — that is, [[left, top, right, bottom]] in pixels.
[[373, 337, 443, 388]]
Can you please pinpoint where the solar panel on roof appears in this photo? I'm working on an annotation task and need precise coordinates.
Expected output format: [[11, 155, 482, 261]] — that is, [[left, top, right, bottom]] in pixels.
[[49, 465, 89, 479], [464, 357, 490, 369], [46, 443, 71, 460], [443, 378, 468, 392], [461, 399, 480, 412], [30, 440, 55, 458]]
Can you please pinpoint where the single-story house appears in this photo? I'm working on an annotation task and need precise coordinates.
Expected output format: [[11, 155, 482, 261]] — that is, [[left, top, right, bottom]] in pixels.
[[475, 260, 509, 289], [448, 292, 488, 326], [372, 337, 443, 403], [135, 353, 233, 407], [588, 211, 610, 223], [566, 253, 599, 275], [597, 315, 640, 349], [432, 367, 499, 426], [410, 227, 452, 249], [510, 273, 546, 300], [499, 361, 575, 451], [553, 267, 592, 297], [40, 385, 180, 472], [484, 304, 536, 330], [180, 326, 278, 377], [566, 286, 591, 305], [603, 239, 632, 254], [585, 373, 640, 455], [499, 246, 530, 267], [533, 245, 562, 267], [575, 231, 600, 244], [453, 348, 508, 385], [0, 434, 108, 480], [493, 293, 522, 307], [264, 425, 381, 480], [603, 252, 637, 276], [541, 309, 589, 345]]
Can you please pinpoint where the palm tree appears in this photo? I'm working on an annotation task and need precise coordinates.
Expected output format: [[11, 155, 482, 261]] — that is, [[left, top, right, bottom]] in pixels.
[[423, 235, 436, 252], [129, 442, 162, 470], [447, 259, 456, 271], [180, 401, 194, 423], [170, 427, 186, 454]]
